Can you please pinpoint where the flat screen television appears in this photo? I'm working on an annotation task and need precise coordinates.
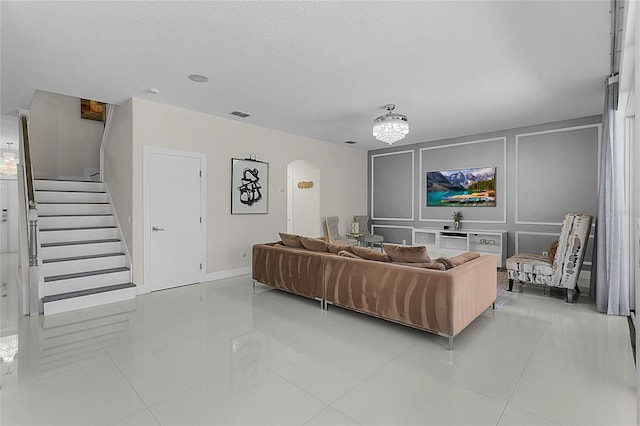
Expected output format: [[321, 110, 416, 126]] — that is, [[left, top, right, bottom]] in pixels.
[[426, 166, 496, 207]]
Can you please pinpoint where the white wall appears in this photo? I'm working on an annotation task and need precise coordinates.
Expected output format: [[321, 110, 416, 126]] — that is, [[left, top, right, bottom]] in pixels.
[[103, 100, 133, 254], [1, 114, 19, 144], [1, 114, 19, 253], [288, 160, 322, 237], [111, 98, 367, 288], [29, 90, 103, 179]]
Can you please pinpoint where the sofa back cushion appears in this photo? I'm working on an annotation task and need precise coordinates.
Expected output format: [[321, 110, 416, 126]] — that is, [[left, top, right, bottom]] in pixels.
[[279, 232, 303, 248], [301, 236, 328, 252], [449, 252, 481, 267], [338, 250, 361, 259], [383, 244, 430, 263], [352, 246, 391, 262], [328, 243, 354, 255]]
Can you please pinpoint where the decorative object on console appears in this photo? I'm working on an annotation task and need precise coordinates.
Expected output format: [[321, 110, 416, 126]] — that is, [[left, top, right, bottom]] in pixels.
[[325, 216, 357, 246], [452, 210, 462, 230], [353, 215, 384, 248], [231, 154, 269, 214], [426, 166, 496, 207], [372, 104, 409, 145], [350, 221, 359, 234]]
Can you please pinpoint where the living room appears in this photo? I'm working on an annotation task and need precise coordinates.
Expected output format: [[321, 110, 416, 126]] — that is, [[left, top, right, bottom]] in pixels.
[[1, 1, 639, 425]]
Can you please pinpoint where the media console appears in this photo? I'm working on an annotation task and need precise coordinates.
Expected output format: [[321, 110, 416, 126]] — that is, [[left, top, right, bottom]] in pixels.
[[413, 227, 507, 267]]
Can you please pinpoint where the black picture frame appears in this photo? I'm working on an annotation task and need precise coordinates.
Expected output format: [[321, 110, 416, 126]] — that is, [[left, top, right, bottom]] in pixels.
[[231, 158, 269, 214]]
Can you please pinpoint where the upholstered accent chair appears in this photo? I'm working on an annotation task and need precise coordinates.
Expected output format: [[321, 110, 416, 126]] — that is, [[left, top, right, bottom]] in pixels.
[[353, 215, 384, 248], [506, 213, 593, 303], [325, 216, 357, 246]]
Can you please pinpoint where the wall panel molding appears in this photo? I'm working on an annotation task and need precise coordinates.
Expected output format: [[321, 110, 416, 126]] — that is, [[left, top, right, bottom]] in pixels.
[[419, 137, 507, 223], [371, 150, 414, 221], [514, 124, 601, 225]]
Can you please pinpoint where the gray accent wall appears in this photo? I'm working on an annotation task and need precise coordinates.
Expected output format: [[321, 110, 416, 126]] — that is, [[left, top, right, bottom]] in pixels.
[[368, 115, 601, 269], [371, 151, 413, 220]]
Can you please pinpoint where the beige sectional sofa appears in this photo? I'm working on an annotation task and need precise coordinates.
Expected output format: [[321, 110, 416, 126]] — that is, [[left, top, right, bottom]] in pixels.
[[252, 240, 497, 349]]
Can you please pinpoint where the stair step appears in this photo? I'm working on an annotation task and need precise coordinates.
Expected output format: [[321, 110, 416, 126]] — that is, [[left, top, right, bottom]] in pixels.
[[42, 253, 127, 277], [41, 238, 121, 248], [39, 215, 115, 228], [41, 239, 123, 260], [37, 203, 111, 215], [36, 190, 109, 203], [42, 283, 135, 303], [39, 214, 113, 217], [42, 283, 136, 316], [45, 267, 130, 282], [40, 227, 118, 244], [40, 226, 117, 232], [35, 179, 105, 193], [43, 252, 125, 263], [36, 189, 107, 193], [37, 202, 110, 204]]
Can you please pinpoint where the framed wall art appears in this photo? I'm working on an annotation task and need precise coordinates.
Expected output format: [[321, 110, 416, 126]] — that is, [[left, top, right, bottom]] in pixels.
[[231, 157, 269, 214]]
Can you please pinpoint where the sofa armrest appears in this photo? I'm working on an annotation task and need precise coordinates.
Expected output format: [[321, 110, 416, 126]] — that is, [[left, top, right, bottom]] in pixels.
[[446, 255, 497, 336], [252, 243, 326, 300]]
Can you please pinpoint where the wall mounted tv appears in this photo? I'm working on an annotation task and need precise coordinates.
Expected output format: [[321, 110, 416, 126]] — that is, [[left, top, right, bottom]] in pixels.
[[426, 166, 496, 207]]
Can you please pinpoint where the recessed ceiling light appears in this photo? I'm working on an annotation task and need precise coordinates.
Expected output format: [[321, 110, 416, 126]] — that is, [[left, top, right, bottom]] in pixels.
[[188, 74, 208, 83], [344, 140, 357, 145], [148, 88, 160, 94], [230, 110, 251, 118]]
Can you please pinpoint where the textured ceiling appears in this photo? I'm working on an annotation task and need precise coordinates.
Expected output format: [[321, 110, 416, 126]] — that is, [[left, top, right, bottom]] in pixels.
[[1, 1, 610, 150]]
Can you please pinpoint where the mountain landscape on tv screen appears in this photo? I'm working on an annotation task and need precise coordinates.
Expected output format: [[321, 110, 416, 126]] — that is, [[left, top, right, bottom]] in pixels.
[[426, 167, 496, 206]]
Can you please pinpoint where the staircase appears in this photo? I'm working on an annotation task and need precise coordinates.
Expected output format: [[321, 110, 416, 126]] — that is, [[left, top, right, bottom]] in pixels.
[[34, 179, 136, 315]]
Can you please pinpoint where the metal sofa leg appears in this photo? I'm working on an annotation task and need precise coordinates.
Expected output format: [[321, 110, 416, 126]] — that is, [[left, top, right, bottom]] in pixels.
[[566, 286, 580, 303], [508, 278, 514, 292]]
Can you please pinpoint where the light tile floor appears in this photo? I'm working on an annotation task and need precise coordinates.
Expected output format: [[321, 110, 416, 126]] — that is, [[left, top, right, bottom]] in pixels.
[[0, 252, 636, 425]]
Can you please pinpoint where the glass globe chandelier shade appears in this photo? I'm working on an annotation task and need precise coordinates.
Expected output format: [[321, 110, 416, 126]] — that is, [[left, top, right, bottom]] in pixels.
[[0, 335, 18, 363], [0, 152, 17, 176], [372, 104, 409, 145]]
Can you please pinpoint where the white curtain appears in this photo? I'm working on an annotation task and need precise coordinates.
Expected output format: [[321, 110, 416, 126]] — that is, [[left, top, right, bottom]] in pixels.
[[590, 81, 630, 315]]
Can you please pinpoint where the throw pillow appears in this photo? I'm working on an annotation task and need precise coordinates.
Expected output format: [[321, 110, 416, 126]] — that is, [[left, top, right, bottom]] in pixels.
[[352, 246, 391, 262], [449, 251, 481, 267], [327, 243, 354, 255], [434, 257, 455, 270], [548, 240, 559, 262], [279, 232, 303, 248], [300, 236, 328, 252], [338, 250, 361, 259], [383, 244, 430, 263]]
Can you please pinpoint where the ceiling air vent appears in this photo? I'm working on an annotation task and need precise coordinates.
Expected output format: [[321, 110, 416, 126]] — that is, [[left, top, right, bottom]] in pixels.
[[230, 111, 251, 118], [344, 140, 357, 145]]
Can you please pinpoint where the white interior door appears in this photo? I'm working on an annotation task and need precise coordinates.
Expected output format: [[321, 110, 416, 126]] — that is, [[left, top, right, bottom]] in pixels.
[[147, 150, 203, 291]]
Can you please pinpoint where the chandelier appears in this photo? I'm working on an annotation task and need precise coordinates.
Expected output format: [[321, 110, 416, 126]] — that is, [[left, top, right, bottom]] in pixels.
[[0, 334, 18, 363], [0, 143, 17, 176], [372, 104, 409, 145]]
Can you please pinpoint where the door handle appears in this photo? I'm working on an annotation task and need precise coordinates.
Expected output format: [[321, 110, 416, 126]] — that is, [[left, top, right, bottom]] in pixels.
[[152, 226, 165, 232]]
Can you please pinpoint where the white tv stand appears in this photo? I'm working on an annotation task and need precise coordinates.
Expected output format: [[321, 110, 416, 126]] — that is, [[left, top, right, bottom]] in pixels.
[[413, 227, 507, 267]]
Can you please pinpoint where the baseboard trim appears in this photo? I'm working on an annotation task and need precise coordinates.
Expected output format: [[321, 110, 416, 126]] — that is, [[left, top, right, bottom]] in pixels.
[[202, 266, 251, 282], [134, 266, 251, 295]]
